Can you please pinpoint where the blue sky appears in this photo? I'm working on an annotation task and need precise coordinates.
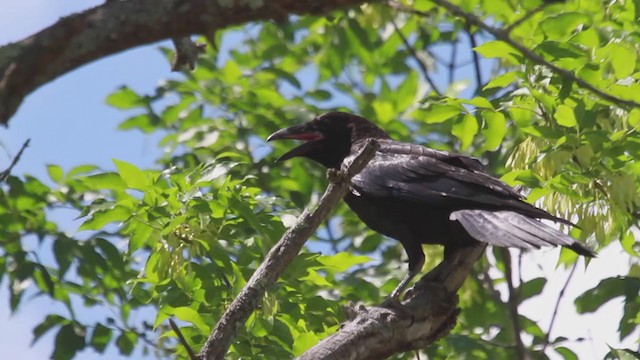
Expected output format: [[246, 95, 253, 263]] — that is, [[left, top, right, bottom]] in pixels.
[[0, 1, 637, 359]]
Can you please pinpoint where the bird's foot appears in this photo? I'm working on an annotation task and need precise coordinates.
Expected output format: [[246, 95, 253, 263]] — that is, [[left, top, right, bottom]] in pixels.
[[380, 296, 415, 326], [327, 169, 348, 184], [380, 296, 404, 310]]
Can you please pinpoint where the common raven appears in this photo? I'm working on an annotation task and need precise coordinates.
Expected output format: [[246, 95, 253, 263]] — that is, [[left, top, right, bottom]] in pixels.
[[268, 112, 595, 300]]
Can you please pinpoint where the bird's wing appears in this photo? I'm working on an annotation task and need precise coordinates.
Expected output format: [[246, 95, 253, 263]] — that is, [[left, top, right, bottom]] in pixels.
[[348, 140, 563, 222]]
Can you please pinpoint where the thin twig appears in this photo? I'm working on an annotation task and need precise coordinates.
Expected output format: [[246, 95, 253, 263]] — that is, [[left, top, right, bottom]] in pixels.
[[398, 0, 640, 110], [503, 249, 526, 360], [0, 138, 30, 182], [466, 25, 482, 94], [541, 263, 578, 353], [448, 40, 457, 85], [169, 319, 197, 360], [325, 219, 340, 253], [390, 18, 442, 96], [197, 139, 380, 360]]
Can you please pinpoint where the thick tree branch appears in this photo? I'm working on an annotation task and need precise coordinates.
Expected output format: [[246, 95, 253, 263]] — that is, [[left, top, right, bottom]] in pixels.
[[197, 139, 380, 360], [300, 244, 486, 359], [0, 0, 371, 126]]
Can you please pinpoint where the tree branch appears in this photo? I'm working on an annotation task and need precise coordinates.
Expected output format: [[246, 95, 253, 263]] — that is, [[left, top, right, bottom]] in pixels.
[[300, 244, 486, 359], [447, 40, 457, 85], [465, 26, 482, 95], [503, 249, 526, 360], [541, 263, 578, 353], [413, 0, 640, 109], [0, 138, 29, 182], [197, 139, 380, 360], [169, 318, 197, 360], [171, 37, 206, 71], [390, 18, 442, 96], [0, 0, 371, 126]]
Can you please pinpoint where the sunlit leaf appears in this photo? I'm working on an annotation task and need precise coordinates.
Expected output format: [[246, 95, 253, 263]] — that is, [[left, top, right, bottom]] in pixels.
[[554, 104, 577, 128], [113, 159, 149, 190], [452, 114, 478, 150], [106, 86, 144, 110], [474, 41, 522, 64]]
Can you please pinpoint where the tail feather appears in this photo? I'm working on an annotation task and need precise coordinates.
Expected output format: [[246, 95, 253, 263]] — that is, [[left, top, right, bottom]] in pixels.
[[450, 209, 596, 257], [464, 210, 541, 248]]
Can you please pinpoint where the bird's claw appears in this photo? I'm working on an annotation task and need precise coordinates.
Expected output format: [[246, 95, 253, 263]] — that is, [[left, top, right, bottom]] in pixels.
[[380, 296, 404, 310], [380, 296, 415, 326]]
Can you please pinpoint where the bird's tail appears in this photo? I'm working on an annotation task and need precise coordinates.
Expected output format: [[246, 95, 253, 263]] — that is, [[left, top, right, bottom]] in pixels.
[[450, 209, 596, 257]]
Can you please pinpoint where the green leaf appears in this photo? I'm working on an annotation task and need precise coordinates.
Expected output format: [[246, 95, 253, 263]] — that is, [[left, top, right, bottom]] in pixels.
[[556, 346, 579, 360], [128, 220, 155, 253], [115, 332, 136, 355], [395, 72, 418, 111], [293, 332, 320, 356], [629, 108, 640, 128], [113, 159, 149, 190], [53, 236, 76, 278], [90, 323, 113, 353], [67, 164, 99, 178], [300, 269, 332, 287], [554, 105, 577, 128], [79, 205, 132, 231], [537, 41, 587, 60], [461, 97, 494, 109], [262, 67, 301, 90], [33, 314, 67, 345], [82, 172, 127, 191], [307, 89, 332, 101], [451, 114, 478, 150], [575, 277, 640, 313], [605, 347, 640, 360], [474, 41, 522, 64], [609, 43, 637, 79], [106, 86, 143, 110], [171, 307, 210, 333], [34, 264, 55, 296], [483, 71, 521, 90], [481, 111, 507, 151], [414, 104, 461, 124], [47, 165, 64, 183], [118, 114, 156, 133], [519, 277, 547, 301], [540, 12, 592, 39], [52, 323, 86, 360], [318, 252, 371, 272]]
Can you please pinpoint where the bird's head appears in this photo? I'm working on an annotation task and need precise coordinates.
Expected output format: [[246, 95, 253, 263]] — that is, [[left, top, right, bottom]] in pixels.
[[267, 111, 388, 168]]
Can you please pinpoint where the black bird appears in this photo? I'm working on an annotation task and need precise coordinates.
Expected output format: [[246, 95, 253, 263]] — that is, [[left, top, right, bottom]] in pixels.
[[268, 112, 595, 300]]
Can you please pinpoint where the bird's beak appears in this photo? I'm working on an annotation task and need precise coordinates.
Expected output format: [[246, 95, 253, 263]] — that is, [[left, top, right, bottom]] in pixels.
[[267, 123, 324, 162]]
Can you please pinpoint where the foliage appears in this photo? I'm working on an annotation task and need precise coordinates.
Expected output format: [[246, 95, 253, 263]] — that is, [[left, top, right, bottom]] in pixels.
[[1, 0, 639, 359]]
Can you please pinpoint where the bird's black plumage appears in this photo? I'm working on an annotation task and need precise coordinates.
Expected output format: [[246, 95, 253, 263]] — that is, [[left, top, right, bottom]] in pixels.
[[268, 111, 595, 299]]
